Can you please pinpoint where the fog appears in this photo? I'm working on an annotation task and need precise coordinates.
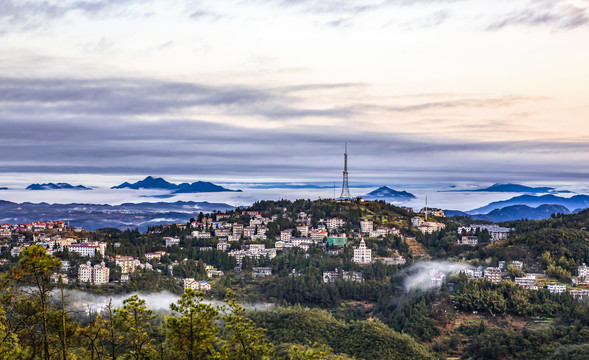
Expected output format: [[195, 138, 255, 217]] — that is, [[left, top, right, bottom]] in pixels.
[[400, 260, 473, 292], [51, 290, 274, 316]]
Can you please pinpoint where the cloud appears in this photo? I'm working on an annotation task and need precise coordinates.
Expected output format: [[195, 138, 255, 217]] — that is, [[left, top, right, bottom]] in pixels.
[[0, 0, 142, 34], [488, 2, 589, 31]]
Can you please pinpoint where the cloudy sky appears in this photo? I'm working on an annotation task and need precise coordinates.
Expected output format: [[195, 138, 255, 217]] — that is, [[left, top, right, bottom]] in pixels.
[[1, 0, 589, 187]]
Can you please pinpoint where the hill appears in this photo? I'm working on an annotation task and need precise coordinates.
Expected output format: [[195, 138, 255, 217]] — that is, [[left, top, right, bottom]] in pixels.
[[0, 200, 234, 231], [112, 176, 241, 193], [26, 182, 92, 190], [468, 194, 589, 214]]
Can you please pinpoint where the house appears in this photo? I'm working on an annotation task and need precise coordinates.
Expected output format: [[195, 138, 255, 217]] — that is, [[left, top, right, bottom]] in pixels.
[[420, 208, 445, 217], [50, 273, 69, 284], [310, 230, 328, 241], [252, 267, 272, 277], [515, 275, 537, 290], [217, 241, 229, 251], [352, 239, 372, 264], [145, 251, 166, 261], [183, 278, 211, 292], [458, 225, 510, 242], [430, 269, 446, 287]]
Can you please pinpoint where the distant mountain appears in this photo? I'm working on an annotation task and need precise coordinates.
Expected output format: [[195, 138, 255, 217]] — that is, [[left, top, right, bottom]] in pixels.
[[363, 186, 416, 201], [0, 187, 8, 190], [468, 194, 589, 215], [446, 204, 570, 222], [26, 183, 91, 190], [111, 176, 177, 190], [0, 200, 235, 231], [445, 183, 566, 194], [112, 176, 240, 193]]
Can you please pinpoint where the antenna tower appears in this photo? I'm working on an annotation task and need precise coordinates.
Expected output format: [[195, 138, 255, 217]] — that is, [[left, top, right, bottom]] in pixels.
[[340, 143, 352, 199]]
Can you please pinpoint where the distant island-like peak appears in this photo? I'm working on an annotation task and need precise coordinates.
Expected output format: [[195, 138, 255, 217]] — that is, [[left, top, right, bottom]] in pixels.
[[112, 176, 241, 193], [363, 186, 416, 201], [26, 182, 92, 190]]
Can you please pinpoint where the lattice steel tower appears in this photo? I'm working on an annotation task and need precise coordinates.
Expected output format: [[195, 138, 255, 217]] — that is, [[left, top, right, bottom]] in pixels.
[[340, 143, 352, 199]]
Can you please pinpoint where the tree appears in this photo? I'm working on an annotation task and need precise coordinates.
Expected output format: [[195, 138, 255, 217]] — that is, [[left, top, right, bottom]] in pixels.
[[216, 292, 274, 360], [114, 295, 156, 359], [0, 302, 21, 359], [166, 289, 219, 359], [12, 245, 61, 360]]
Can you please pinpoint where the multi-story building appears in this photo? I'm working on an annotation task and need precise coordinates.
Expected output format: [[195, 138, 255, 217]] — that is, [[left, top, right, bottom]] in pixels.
[[296, 225, 309, 237], [280, 230, 292, 243], [310, 230, 328, 242], [514, 275, 537, 290], [252, 267, 272, 277], [458, 225, 510, 242], [484, 267, 502, 283], [192, 231, 212, 239], [360, 220, 373, 234], [145, 251, 166, 261], [92, 262, 110, 285], [579, 263, 589, 278], [78, 262, 93, 283], [353, 239, 372, 264], [243, 226, 255, 238], [547, 284, 566, 294], [164, 237, 180, 247], [232, 224, 244, 237], [66, 242, 106, 257], [457, 236, 478, 246], [217, 241, 229, 251], [215, 228, 231, 237], [115, 255, 136, 274], [326, 218, 344, 231]]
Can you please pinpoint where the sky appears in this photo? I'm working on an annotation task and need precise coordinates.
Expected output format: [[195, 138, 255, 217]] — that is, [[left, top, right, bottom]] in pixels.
[[1, 0, 589, 188]]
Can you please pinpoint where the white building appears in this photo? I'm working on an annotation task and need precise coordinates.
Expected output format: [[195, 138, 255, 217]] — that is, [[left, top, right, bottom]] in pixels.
[[66, 242, 106, 257], [484, 267, 502, 283], [78, 261, 93, 283], [252, 267, 272, 277], [183, 278, 211, 292], [458, 225, 510, 242], [578, 263, 589, 278], [164, 237, 180, 247], [514, 275, 537, 290], [360, 220, 373, 234], [280, 230, 292, 243], [326, 218, 344, 231], [547, 284, 566, 294], [296, 225, 309, 237], [457, 236, 478, 246], [352, 239, 372, 264], [92, 262, 110, 285]]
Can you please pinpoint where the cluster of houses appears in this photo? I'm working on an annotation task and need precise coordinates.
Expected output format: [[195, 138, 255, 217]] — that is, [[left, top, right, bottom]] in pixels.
[[183, 212, 407, 269], [458, 260, 589, 300]]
